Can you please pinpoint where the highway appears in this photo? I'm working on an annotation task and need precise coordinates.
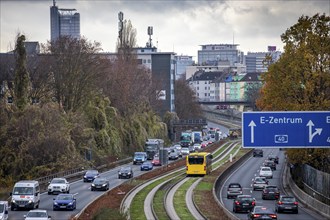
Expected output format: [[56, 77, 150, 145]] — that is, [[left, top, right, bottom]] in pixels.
[[8, 162, 156, 220], [220, 148, 325, 220]]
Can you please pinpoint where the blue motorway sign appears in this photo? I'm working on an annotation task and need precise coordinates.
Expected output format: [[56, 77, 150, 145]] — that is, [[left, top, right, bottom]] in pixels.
[[242, 111, 330, 148]]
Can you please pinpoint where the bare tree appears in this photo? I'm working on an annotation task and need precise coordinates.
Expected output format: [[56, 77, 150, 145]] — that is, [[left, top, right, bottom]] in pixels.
[[174, 78, 203, 119], [45, 36, 108, 112]]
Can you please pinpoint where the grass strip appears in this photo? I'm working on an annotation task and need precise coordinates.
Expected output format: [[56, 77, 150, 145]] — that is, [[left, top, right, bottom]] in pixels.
[[212, 144, 241, 169], [173, 177, 198, 219], [152, 175, 184, 220], [130, 170, 184, 220], [212, 142, 230, 158]]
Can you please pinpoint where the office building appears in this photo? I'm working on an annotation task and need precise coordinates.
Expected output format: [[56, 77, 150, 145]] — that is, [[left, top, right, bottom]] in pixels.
[[245, 46, 282, 73], [134, 47, 176, 116], [174, 55, 194, 80], [50, 0, 80, 42], [197, 44, 244, 66]]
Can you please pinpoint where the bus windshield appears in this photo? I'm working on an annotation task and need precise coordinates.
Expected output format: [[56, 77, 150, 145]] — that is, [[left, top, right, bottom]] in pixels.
[[188, 156, 204, 165]]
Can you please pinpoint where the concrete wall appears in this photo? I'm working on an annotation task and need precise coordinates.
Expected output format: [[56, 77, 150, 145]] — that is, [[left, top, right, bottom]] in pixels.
[[284, 164, 330, 219]]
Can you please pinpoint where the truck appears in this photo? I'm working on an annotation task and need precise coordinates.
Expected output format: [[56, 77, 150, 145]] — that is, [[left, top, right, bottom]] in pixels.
[[191, 131, 202, 144], [144, 139, 164, 160], [180, 131, 192, 147]]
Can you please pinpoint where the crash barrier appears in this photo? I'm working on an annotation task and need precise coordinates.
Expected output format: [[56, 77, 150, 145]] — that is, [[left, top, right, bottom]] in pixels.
[[36, 157, 132, 192], [212, 149, 253, 220]]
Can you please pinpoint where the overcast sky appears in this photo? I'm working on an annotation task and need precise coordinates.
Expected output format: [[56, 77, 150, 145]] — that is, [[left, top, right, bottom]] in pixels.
[[1, 0, 329, 61]]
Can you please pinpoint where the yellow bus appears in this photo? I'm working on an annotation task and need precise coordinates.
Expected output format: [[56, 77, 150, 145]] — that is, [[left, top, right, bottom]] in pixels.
[[186, 152, 213, 176]]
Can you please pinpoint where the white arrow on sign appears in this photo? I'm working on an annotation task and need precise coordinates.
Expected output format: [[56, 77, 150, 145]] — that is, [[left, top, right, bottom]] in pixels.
[[306, 120, 322, 143], [248, 120, 256, 143]]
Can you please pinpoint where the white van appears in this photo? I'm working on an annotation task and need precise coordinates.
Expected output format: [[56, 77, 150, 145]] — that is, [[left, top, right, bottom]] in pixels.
[[10, 180, 40, 211], [0, 201, 8, 220]]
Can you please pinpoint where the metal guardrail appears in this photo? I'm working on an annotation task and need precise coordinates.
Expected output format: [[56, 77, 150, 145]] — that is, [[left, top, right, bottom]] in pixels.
[[35, 157, 132, 192]]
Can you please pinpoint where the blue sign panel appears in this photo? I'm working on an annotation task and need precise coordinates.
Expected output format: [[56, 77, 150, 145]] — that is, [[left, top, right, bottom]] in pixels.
[[242, 111, 330, 148]]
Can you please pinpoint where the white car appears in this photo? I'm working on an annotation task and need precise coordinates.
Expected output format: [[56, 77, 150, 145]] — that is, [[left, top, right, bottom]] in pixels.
[[193, 143, 202, 151], [259, 167, 273, 179], [47, 178, 70, 195], [181, 147, 190, 155], [24, 209, 51, 220]]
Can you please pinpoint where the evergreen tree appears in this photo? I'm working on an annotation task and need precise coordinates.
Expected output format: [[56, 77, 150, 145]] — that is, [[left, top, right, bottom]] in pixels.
[[14, 34, 31, 110]]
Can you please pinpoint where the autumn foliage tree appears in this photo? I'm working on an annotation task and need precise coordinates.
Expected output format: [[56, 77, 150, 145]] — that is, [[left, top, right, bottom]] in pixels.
[[256, 13, 330, 172]]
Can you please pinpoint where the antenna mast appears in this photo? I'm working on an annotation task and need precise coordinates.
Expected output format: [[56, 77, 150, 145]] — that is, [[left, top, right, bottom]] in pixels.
[[53, 0, 56, 6], [147, 26, 153, 48]]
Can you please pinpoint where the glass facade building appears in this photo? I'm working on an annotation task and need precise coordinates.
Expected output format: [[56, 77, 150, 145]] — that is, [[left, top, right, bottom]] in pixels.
[[50, 2, 80, 42]]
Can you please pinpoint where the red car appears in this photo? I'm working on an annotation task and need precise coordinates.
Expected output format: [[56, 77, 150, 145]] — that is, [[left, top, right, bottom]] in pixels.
[[152, 157, 161, 166]]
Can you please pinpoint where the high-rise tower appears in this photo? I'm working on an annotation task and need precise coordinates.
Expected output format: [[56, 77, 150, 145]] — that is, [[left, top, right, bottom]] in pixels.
[[50, 0, 80, 42]]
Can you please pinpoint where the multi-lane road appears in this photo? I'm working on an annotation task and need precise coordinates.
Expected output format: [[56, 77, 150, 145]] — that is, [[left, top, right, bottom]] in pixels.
[[8, 121, 326, 220], [8, 162, 158, 220], [220, 148, 325, 220]]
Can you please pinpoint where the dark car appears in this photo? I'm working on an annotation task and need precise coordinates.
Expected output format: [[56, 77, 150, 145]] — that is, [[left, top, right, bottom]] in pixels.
[[275, 195, 298, 213], [262, 185, 280, 200], [83, 170, 99, 182], [227, 183, 243, 199], [268, 155, 279, 164], [232, 195, 256, 213], [247, 206, 277, 220], [253, 149, 263, 157], [264, 160, 276, 170], [53, 194, 76, 211], [118, 166, 134, 179], [91, 178, 109, 191], [140, 161, 153, 171]]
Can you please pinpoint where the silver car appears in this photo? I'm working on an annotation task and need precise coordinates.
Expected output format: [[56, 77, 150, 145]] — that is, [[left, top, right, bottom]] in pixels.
[[253, 177, 268, 190]]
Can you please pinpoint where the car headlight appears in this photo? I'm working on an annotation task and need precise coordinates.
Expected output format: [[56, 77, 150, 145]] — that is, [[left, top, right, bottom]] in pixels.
[[11, 199, 16, 203], [28, 200, 33, 203], [94, 176, 98, 178], [102, 184, 107, 187], [84, 176, 87, 178], [69, 202, 73, 205], [127, 172, 131, 175], [118, 172, 122, 175], [91, 184, 95, 187], [54, 201, 58, 205]]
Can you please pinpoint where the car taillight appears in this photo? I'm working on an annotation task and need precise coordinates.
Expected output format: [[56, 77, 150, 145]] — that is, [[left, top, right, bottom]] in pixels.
[[253, 214, 261, 218], [294, 201, 298, 205], [235, 201, 240, 205], [186, 166, 188, 170], [252, 201, 255, 206], [269, 214, 277, 218], [204, 166, 206, 171], [278, 201, 283, 205]]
